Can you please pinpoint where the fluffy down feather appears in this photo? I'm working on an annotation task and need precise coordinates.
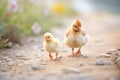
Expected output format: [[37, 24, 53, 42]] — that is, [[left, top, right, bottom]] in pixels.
[[64, 19, 89, 57], [43, 32, 61, 60]]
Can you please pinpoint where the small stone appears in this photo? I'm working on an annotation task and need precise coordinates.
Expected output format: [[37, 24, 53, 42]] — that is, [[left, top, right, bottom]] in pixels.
[[109, 48, 117, 52], [98, 53, 111, 58], [62, 67, 80, 74], [0, 69, 7, 72], [6, 58, 12, 61], [79, 63, 83, 67], [40, 48, 45, 52], [15, 53, 22, 57], [116, 57, 120, 68], [96, 59, 110, 65], [2, 56, 9, 60], [117, 52, 120, 57], [7, 42, 12, 48], [107, 52, 113, 54], [31, 64, 45, 71], [107, 48, 117, 54], [118, 49, 120, 51], [83, 55, 89, 58], [59, 56, 63, 59], [2, 56, 12, 61]]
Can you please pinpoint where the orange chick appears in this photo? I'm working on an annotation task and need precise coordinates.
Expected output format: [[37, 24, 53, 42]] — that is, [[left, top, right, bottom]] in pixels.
[[64, 19, 88, 57], [43, 32, 61, 60]]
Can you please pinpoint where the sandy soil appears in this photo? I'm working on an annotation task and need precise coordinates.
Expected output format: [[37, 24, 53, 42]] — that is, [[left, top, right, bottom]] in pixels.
[[0, 14, 120, 80]]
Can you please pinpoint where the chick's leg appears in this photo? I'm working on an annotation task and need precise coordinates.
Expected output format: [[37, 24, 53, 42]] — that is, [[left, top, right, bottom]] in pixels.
[[75, 48, 82, 56], [55, 52, 58, 60], [68, 48, 75, 57], [49, 53, 53, 60]]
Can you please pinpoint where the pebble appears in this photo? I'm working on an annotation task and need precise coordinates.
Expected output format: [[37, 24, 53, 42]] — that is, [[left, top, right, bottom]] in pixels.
[[97, 53, 111, 58], [107, 48, 117, 54], [118, 49, 120, 51], [109, 48, 117, 52], [2, 56, 9, 60], [107, 51, 113, 54], [83, 55, 89, 58], [31, 64, 45, 71], [40, 48, 45, 52], [0, 68, 8, 72], [7, 42, 13, 48], [117, 53, 120, 58], [62, 67, 80, 74], [79, 63, 84, 67], [58, 56, 63, 59], [116, 57, 120, 68], [96, 59, 111, 65], [6, 58, 12, 61], [2, 56, 12, 61], [15, 53, 22, 57]]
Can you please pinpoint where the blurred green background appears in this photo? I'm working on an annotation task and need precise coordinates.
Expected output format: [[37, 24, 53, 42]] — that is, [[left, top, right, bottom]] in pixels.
[[0, 0, 120, 48], [0, 0, 78, 48]]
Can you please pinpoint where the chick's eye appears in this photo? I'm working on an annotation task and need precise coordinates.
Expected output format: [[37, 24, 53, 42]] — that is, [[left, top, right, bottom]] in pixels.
[[47, 36, 50, 38], [73, 25, 77, 28]]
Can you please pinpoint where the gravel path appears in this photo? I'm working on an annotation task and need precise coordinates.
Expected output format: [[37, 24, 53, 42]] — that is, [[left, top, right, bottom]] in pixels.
[[0, 14, 120, 80]]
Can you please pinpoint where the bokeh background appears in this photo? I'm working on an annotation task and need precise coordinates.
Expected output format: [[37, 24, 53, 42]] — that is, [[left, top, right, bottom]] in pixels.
[[0, 0, 120, 48]]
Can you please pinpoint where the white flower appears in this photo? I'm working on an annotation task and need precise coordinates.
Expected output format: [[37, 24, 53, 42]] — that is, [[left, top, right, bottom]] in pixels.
[[7, 0, 18, 13], [31, 22, 42, 34]]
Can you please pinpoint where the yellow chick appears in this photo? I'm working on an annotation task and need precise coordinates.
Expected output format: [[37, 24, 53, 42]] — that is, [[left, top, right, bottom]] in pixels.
[[64, 19, 88, 57], [43, 32, 61, 60]]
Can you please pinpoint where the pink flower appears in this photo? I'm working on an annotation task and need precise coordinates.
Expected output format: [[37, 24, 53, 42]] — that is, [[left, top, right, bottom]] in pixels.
[[7, 0, 18, 12], [31, 22, 42, 34], [42, 9, 49, 16]]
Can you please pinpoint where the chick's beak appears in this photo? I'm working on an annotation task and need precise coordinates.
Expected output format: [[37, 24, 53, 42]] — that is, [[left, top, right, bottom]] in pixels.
[[73, 25, 80, 30], [44, 37, 50, 42], [44, 38, 48, 41]]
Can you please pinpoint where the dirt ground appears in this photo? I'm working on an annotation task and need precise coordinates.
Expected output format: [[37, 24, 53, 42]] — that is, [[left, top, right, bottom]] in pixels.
[[0, 14, 120, 80]]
